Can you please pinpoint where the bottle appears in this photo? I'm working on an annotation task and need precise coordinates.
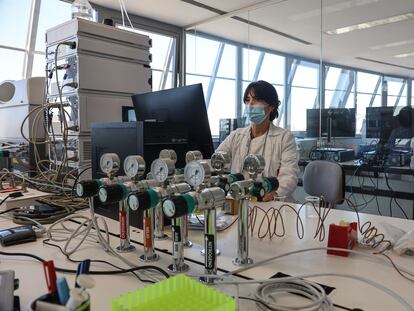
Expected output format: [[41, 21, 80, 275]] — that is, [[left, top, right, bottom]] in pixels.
[[71, 0, 96, 21]]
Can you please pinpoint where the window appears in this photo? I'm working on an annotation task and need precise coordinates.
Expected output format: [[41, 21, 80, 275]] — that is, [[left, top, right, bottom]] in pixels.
[[0, 0, 71, 81], [0, 0, 32, 49], [118, 26, 176, 92], [35, 0, 72, 52], [186, 34, 237, 136], [32, 0, 72, 78], [356, 72, 381, 135], [290, 61, 319, 132], [384, 76, 407, 107], [0, 0, 32, 81], [0, 48, 25, 82], [412, 80, 414, 106], [325, 66, 355, 109]]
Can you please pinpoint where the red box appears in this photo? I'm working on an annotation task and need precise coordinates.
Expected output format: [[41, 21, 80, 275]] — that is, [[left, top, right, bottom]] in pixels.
[[327, 222, 357, 257]]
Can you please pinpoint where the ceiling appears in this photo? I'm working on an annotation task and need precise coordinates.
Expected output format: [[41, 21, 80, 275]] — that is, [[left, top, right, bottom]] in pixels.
[[94, 0, 414, 78]]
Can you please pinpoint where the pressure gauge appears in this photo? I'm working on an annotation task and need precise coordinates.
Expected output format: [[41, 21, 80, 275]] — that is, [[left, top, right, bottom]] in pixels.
[[162, 199, 177, 218], [243, 154, 265, 176], [184, 161, 211, 187], [210, 151, 231, 173], [150, 158, 175, 182], [159, 149, 177, 164], [123, 155, 146, 178], [185, 150, 203, 164], [128, 193, 140, 211], [100, 153, 120, 175]]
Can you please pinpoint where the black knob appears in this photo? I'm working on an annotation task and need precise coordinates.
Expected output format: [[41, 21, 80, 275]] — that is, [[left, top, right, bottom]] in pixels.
[[102, 18, 114, 26], [163, 195, 189, 219], [0, 150, 10, 157], [99, 184, 125, 204], [230, 173, 244, 182], [217, 177, 230, 193], [128, 191, 151, 211], [263, 177, 279, 193], [76, 180, 99, 198]]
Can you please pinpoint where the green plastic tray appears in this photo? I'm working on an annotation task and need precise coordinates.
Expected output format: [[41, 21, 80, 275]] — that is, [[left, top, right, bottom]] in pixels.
[[112, 274, 235, 311]]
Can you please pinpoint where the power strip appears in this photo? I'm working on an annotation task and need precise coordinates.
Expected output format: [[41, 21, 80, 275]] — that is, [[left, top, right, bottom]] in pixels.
[[0, 188, 49, 210]]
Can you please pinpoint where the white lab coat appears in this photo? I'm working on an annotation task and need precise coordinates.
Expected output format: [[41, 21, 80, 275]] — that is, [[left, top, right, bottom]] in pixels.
[[216, 123, 299, 202]]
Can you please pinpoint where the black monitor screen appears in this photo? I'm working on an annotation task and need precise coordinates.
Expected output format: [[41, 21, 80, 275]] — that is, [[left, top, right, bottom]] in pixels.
[[365, 107, 395, 140], [366, 106, 414, 141], [306, 108, 356, 138], [132, 84, 214, 159]]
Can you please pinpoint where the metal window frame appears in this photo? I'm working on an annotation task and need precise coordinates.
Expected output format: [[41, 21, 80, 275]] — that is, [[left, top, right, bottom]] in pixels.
[[24, 0, 41, 78], [205, 42, 225, 108]]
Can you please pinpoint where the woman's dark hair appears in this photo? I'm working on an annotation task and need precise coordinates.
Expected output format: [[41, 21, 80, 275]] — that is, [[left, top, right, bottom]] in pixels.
[[243, 80, 280, 121], [397, 106, 413, 128]]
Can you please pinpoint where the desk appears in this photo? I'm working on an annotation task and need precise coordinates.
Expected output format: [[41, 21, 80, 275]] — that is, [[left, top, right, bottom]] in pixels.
[[1, 202, 414, 310]]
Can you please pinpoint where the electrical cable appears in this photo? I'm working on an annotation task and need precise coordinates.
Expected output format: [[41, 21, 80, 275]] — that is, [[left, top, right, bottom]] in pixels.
[[215, 272, 414, 311], [0, 207, 19, 215], [45, 200, 170, 283], [42, 239, 155, 284], [0, 250, 169, 279], [194, 213, 238, 232], [383, 169, 409, 219], [222, 246, 414, 282]]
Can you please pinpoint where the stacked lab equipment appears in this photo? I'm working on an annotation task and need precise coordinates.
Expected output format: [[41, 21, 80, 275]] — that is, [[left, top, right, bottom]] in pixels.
[[45, 18, 152, 177]]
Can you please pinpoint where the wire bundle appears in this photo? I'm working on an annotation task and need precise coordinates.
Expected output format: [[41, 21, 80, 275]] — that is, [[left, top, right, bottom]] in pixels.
[[246, 198, 392, 254], [255, 278, 333, 311]]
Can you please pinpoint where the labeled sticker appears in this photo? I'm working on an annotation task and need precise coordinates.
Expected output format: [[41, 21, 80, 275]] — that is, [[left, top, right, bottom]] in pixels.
[[205, 234, 216, 270], [119, 210, 127, 240], [143, 216, 152, 247], [172, 225, 181, 242]]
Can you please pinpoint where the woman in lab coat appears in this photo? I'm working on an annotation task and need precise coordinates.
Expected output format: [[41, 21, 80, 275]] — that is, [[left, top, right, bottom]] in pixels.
[[216, 80, 299, 202]]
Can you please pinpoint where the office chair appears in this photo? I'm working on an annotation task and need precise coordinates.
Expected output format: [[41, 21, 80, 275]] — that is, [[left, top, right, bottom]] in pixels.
[[303, 160, 345, 208]]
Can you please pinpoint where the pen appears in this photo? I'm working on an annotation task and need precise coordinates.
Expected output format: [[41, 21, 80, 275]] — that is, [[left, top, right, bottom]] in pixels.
[[80, 259, 90, 274], [75, 259, 91, 287], [43, 260, 58, 301]]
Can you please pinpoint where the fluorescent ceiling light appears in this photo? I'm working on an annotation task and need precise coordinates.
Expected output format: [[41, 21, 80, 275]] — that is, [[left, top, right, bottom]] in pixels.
[[370, 39, 414, 50], [325, 12, 414, 35], [394, 52, 414, 58], [291, 0, 381, 22]]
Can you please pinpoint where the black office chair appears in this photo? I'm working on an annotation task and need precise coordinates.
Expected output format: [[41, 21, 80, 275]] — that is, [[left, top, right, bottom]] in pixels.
[[303, 160, 345, 208]]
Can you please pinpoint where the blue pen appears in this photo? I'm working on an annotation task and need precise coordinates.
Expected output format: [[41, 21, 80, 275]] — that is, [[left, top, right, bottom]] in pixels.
[[81, 259, 90, 274], [75, 259, 91, 288]]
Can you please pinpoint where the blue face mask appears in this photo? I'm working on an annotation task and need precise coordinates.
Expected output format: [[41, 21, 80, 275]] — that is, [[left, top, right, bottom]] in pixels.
[[244, 105, 268, 125]]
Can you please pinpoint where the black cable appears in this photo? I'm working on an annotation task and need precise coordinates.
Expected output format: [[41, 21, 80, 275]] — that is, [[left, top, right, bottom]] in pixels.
[[0, 194, 10, 207], [42, 239, 155, 283], [0, 250, 170, 279], [383, 170, 409, 219], [0, 191, 25, 209], [195, 214, 238, 232], [0, 207, 19, 215]]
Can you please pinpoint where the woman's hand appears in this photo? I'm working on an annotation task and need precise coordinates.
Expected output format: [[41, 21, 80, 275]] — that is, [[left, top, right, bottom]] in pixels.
[[262, 191, 277, 202]]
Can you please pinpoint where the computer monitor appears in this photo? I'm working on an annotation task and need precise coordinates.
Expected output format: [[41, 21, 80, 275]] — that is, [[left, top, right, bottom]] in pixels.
[[132, 84, 214, 159], [306, 108, 356, 138], [365, 107, 396, 140]]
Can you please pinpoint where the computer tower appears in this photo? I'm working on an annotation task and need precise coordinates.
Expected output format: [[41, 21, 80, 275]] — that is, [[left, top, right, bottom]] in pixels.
[[91, 121, 188, 229]]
